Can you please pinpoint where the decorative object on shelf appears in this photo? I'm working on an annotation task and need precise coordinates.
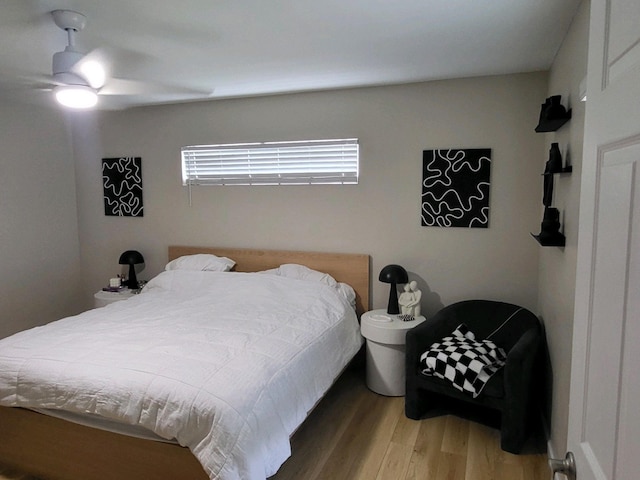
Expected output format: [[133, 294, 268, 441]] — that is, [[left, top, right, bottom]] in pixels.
[[546, 143, 564, 173], [542, 143, 563, 207], [422, 148, 492, 228], [379, 264, 409, 314], [532, 207, 566, 246], [119, 250, 145, 289], [398, 280, 422, 317], [535, 95, 572, 132], [102, 157, 143, 217]]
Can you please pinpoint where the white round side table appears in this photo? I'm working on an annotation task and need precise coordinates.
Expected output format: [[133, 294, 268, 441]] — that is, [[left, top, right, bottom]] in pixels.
[[361, 309, 426, 396], [94, 289, 136, 308]]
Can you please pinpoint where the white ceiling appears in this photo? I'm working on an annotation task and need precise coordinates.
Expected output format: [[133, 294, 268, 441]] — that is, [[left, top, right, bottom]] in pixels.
[[0, 0, 582, 110]]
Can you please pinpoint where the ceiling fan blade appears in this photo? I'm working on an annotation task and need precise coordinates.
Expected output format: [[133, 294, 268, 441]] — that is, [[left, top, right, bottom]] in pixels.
[[99, 77, 213, 97], [9, 72, 67, 92], [70, 48, 108, 89], [22, 73, 63, 87], [31, 83, 54, 92]]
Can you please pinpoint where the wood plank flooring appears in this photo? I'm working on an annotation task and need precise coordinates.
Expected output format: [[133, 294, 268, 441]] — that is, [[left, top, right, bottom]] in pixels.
[[269, 366, 549, 480], [0, 366, 549, 480]]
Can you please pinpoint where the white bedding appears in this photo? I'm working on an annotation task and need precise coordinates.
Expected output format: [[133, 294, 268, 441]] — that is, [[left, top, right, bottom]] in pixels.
[[0, 270, 363, 479]]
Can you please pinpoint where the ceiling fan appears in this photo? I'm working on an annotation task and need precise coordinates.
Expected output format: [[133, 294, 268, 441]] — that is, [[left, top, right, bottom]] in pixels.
[[46, 9, 211, 109], [49, 9, 102, 108]]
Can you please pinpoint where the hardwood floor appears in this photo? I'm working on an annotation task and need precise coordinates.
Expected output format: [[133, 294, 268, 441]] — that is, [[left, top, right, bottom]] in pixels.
[[270, 366, 549, 480], [0, 366, 549, 480], [0, 468, 40, 480]]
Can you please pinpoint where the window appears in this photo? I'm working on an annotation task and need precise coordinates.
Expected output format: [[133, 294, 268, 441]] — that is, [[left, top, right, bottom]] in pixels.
[[181, 138, 359, 186]]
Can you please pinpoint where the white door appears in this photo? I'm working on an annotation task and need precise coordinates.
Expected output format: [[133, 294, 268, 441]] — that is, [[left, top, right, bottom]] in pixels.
[[565, 0, 640, 479]]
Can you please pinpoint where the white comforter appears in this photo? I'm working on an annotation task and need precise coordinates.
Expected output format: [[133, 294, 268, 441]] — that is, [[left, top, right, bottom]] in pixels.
[[0, 270, 363, 479]]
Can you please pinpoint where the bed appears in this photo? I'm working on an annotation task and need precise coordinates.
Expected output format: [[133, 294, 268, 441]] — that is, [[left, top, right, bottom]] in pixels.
[[0, 246, 370, 480]]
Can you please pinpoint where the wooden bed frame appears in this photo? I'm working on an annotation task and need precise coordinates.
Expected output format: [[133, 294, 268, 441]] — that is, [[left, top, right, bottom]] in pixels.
[[0, 246, 370, 480]]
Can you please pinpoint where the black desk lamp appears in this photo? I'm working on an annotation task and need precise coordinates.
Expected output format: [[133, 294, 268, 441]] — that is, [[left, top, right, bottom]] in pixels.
[[119, 250, 144, 289], [379, 264, 408, 314]]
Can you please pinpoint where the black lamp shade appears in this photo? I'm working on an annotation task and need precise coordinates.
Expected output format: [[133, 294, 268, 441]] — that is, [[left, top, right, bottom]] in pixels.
[[119, 250, 144, 289], [379, 264, 409, 314]]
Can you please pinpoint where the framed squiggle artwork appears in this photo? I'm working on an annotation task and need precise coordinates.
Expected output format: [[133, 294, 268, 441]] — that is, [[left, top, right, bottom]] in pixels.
[[421, 149, 491, 228], [102, 157, 144, 217]]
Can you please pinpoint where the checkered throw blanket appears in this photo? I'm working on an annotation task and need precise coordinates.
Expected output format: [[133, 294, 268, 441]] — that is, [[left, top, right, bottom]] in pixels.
[[420, 324, 506, 397]]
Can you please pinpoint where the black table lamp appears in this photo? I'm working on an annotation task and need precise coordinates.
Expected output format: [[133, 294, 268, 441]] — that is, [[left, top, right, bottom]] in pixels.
[[119, 250, 144, 289], [379, 264, 408, 314]]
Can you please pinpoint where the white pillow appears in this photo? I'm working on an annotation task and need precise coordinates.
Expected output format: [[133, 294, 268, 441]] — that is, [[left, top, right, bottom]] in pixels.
[[165, 254, 235, 272], [263, 264, 338, 286], [261, 264, 356, 309], [336, 282, 357, 309]]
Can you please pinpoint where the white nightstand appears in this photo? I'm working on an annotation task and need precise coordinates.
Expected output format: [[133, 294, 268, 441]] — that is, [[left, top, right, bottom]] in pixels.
[[94, 289, 136, 308], [361, 309, 426, 396]]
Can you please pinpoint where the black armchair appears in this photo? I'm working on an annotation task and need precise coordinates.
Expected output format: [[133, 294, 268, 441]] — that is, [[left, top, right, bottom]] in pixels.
[[405, 300, 542, 454]]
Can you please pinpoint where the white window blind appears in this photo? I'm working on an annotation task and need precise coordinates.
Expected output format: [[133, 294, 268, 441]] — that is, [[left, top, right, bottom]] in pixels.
[[181, 138, 359, 186]]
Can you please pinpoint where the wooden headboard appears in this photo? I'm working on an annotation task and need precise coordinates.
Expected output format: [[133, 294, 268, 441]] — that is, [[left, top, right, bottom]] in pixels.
[[168, 246, 370, 316]]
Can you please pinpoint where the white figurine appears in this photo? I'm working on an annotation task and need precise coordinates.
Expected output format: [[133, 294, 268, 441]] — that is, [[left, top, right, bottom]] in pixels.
[[398, 280, 422, 317]]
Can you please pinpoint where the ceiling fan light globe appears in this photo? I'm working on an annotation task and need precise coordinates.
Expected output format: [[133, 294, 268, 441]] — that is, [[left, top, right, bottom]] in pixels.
[[54, 85, 98, 109]]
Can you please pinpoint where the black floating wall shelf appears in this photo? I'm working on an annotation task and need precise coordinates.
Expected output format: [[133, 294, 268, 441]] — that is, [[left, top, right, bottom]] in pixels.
[[535, 95, 572, 132], [541, 166, 573, 175], [531, 232, 566, 247], [535, 113, 572, 132], [532, 206, 566, 247]]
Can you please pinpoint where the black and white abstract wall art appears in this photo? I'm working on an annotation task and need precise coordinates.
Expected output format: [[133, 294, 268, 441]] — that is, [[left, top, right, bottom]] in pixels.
[[102, 157, 143, 217], [421, 148, 491, 228]]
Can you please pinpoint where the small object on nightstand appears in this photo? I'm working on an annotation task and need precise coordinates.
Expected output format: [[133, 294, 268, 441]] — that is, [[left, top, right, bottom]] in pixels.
[[378, 264, 409, 314], [102, 286, 125, 292], [369, 313, 393, 322], [119, 250, 145, 289], [398, 280, 422, 317]]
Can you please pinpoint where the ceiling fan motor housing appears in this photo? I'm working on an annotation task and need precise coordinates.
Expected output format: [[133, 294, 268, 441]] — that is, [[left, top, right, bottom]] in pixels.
[[53, 49, 84, 74]]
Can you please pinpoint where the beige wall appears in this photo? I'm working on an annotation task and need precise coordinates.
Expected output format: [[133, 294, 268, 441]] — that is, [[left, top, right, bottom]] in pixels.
[[72, 73, 546, 314], [0, 99, 83, 338], [537, 0, 589, 456]]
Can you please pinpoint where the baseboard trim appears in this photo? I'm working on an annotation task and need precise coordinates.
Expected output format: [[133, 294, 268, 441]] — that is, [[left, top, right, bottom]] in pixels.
[[539, 408, 556, 479]]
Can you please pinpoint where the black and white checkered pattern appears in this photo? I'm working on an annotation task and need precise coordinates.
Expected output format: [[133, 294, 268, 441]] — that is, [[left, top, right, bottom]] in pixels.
[[419, 324, 506, 397]]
